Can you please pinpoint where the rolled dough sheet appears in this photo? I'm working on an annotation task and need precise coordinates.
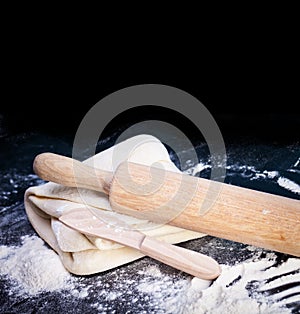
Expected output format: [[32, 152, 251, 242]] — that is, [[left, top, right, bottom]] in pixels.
[[25, 135, 205, 275]]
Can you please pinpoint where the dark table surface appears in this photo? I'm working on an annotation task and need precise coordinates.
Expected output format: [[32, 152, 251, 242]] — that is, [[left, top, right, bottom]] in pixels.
[[0, 127, 299, 313], [1, 20, 300, 312]]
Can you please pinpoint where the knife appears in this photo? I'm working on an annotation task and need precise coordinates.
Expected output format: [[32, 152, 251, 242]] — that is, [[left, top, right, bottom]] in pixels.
[[59, 207, 221, 280]]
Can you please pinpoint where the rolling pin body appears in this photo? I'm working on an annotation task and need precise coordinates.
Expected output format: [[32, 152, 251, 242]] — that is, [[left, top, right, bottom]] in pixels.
[[34, 153, 300, 256]]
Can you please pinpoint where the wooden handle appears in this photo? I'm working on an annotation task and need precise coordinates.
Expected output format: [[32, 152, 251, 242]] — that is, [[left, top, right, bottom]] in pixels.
[[140, 236, 221, 279], [59, 207, 221, 280], [33, 153, 113, 194], [110, 162, 300, 257]]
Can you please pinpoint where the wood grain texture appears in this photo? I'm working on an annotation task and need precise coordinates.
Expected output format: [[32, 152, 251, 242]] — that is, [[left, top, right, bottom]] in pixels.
[[110, 162, 300, 257], [33, 153, 113, 194], [33, 153, 300, 256]]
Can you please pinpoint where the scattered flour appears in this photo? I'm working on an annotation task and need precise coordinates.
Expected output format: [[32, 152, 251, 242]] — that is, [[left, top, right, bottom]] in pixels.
[[0, 235, 74, 295], [1, 237, 299, 313], [186, 160, 300, 197], [277, 177, 300, 194], [135, 255, 300, 314]]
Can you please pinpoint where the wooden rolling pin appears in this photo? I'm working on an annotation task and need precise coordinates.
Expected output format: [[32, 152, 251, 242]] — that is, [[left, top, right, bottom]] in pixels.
[[33, 153, 300, 257]]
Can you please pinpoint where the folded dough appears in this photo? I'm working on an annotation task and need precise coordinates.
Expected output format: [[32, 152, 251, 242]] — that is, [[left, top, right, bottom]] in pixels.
[[25, 135, 204, 275]]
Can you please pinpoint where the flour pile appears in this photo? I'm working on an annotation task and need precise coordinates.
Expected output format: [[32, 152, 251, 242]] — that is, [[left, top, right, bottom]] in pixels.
[[0, 235, 73, 295], [134, 254, 300, 314], [1, 236, 299, 313]]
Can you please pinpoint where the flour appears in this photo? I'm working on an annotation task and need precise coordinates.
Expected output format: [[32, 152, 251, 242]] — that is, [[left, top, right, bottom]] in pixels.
[[134, 255, 300, 314], [187, 159, 300, 197], [1, 224, 299, 313], [0, 235, 73, 295], [1, 154, 300, 312], [277, 177, 300, 194]]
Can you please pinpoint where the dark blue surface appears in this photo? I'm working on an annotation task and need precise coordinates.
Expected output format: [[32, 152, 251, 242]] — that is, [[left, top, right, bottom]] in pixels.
[[0, 129, 299, 313]]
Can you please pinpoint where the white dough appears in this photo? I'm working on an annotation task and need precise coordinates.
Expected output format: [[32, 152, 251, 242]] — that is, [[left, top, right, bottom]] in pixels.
[[25, 135, 204, 275]]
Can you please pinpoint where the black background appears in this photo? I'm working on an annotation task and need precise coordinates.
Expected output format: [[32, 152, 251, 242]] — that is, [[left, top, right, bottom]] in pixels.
[[1, 12, 300, 314], [1, 20, 299, 145], [2, 64, 298, 145]]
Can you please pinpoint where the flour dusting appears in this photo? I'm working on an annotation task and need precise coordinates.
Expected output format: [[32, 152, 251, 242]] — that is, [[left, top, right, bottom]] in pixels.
[[1, 138, 300, 313], [277, 177, 300, 194], [0, 235, 73, 295], [133, 254, 300, 314]]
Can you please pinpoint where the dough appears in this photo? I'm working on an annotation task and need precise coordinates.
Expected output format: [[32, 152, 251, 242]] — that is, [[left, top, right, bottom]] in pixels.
[[25, 135, 205, 275]]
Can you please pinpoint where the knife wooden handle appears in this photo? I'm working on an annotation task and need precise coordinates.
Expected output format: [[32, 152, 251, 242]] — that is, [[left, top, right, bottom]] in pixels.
[[59, 208, 221, 280], [140, 236, 221, 279], [33, 153, 113, 194]]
